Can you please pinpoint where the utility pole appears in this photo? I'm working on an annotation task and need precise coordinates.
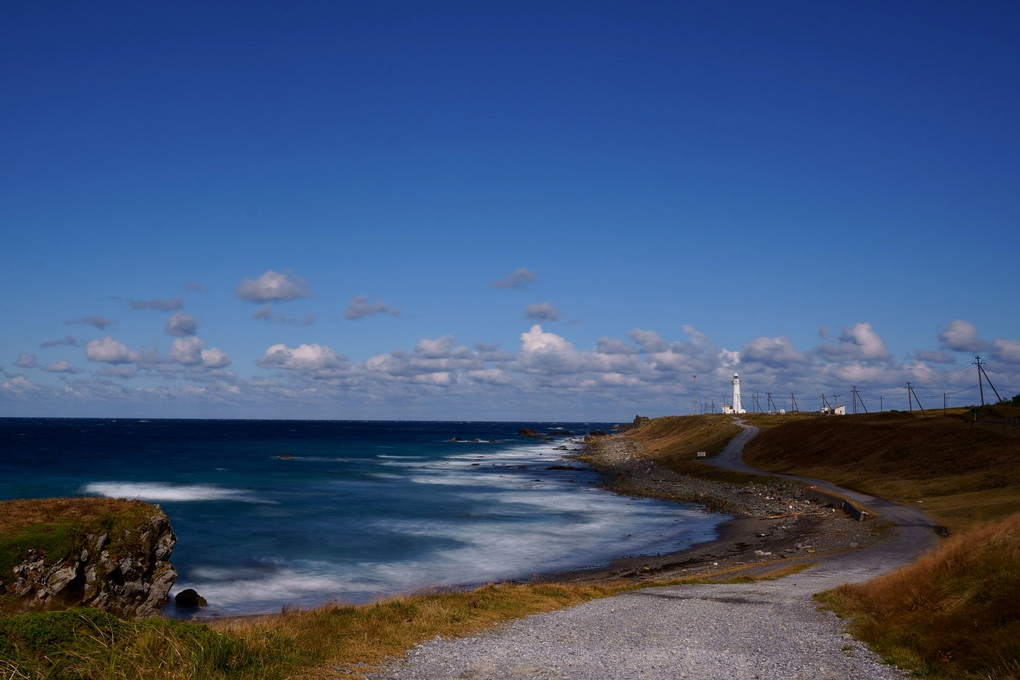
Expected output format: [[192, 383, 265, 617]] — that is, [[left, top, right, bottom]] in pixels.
[[880, 395, 883, 412], [975, 356, 1003, 405], [907, 382, 925, 414], [851, 386, 857, 414], [851, 386, 868, 414], [906, 383, 913, 412], [767, 392, 777, 413], [976, 356, 985, 406], [692, 373, 698, 415], [790, 393, 799, 412]]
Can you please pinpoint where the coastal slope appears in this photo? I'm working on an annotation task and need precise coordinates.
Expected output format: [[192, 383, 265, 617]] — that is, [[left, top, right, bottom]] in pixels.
[[370, 419, 938, 679]]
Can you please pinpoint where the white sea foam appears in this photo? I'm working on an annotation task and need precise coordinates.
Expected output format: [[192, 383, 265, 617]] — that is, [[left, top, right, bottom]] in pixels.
[[83, 482, 267, 503], [274, 456, 352, 463], [174, 562, 386, 613]]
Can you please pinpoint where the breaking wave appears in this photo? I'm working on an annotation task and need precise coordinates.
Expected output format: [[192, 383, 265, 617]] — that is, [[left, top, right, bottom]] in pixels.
[[83, 482, 266, 503]]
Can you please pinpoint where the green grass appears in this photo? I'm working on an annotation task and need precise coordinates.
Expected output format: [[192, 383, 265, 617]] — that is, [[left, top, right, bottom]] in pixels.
[[0, 607, 296, 680], [0, 518, 82, 588], [0, 570, 823, 679], [0, 498, 167, 615]]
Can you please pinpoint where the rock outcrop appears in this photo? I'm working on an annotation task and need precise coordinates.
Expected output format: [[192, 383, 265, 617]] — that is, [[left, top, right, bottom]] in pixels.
[[0, 498, 177, 620], [174, 587, 208, 608]]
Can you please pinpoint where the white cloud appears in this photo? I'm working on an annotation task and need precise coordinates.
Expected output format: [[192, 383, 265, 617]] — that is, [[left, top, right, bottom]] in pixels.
[[2, 376, 41, 395], [490, 267, 535, 290], [914, 349, 956, 364], [939, 319, 990, 353], [991, 338, 1020, 364], [463, 368, 512, 385], [199, 347, 231, 369], [168, 337, 204, 365], [415, 336, 455, 358], [166, 312, 199, 336], [594, 337, 639, 355], [15, 353, 37, 368], [85, 336, 138, 364], [520, 325, 574, 354], [169, 337, 231, 368], [345, 295, 400, 320], [365, 337, 484, 383], [257, 343, 345, 371], [628, 329, 669, 353], [524, 302, 560, 322], [44, 359, 75, 373], [236, 270, 309, 303], [741, 336, 806, 367], [815, 322, 890, 361], [518, 325, 585, 375]]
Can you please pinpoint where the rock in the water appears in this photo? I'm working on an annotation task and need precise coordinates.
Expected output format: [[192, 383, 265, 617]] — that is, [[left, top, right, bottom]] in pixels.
[[174, 588, 208, 608], [517, 428, 543, 438]]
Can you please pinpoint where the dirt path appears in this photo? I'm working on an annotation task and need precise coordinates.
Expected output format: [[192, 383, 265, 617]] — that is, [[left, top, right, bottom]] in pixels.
[[707, 418, 939, 578]]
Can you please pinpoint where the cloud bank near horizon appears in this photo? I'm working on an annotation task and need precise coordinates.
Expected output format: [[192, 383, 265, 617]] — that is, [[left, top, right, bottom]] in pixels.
[[3, 272, 1018, 420]]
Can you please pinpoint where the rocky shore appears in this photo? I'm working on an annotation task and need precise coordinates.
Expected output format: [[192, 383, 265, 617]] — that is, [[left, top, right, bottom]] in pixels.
[[541, 434, 887, 585]]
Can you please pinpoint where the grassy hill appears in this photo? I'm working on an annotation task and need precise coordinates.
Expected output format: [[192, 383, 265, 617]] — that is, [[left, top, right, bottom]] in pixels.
[[633, 408, 1019, 680], [740, 408, 1020, 532]]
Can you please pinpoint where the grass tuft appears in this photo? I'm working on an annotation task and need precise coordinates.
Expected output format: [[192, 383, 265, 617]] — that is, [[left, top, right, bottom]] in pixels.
[[0, 607, 295, 679], [817, 512, 1020, 680]]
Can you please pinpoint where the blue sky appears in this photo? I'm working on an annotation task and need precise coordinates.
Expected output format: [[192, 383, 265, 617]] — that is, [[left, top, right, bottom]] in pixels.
[[3, 1, 1019, 421]]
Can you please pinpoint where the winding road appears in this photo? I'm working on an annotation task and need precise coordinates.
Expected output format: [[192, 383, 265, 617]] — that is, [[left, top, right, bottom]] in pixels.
[[368, 419, 940, 680]]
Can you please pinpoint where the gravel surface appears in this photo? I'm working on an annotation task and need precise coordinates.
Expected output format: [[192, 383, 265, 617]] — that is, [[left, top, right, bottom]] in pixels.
[[362, 420, 938, 680]]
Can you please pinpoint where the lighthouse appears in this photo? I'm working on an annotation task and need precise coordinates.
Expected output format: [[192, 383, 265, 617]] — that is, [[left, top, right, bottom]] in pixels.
[[731, 372, 746, 414]]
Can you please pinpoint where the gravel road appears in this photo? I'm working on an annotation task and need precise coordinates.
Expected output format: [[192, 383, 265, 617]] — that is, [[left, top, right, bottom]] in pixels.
[[365, 420, 938, 680]]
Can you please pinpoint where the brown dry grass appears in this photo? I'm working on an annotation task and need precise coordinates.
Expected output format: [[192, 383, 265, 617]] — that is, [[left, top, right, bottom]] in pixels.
[[211, 582, 620, 678], [741, 410, 1020, 531], [0, 497, 154, 534], [818, 512, 1020, 679], [622, 415, 758, 483]]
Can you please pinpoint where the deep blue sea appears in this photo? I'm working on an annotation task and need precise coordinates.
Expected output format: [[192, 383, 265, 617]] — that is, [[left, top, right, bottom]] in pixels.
[[0, 418, 726, 617]]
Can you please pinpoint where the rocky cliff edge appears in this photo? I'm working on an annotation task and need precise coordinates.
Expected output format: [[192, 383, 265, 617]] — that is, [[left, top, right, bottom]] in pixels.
[[0, 498, 177, 620]]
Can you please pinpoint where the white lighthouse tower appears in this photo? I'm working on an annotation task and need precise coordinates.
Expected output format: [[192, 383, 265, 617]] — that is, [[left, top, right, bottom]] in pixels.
[[731, 372, 746, 414]]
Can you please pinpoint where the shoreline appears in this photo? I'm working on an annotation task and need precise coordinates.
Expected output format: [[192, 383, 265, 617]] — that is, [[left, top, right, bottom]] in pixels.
[[199, 432, 885, 622], [524, 434, 886, 587]]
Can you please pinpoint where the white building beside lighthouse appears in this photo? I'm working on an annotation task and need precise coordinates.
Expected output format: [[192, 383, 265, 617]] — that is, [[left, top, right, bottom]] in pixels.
[[721, 372, 747, 414]]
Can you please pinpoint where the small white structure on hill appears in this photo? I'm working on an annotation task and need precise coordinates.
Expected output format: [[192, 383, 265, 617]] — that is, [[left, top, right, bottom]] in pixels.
[[721, 372, 747, 414]]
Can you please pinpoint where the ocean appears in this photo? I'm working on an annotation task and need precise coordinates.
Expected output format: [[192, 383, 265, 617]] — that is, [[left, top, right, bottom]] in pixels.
[[0, 418, 727, 617]]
